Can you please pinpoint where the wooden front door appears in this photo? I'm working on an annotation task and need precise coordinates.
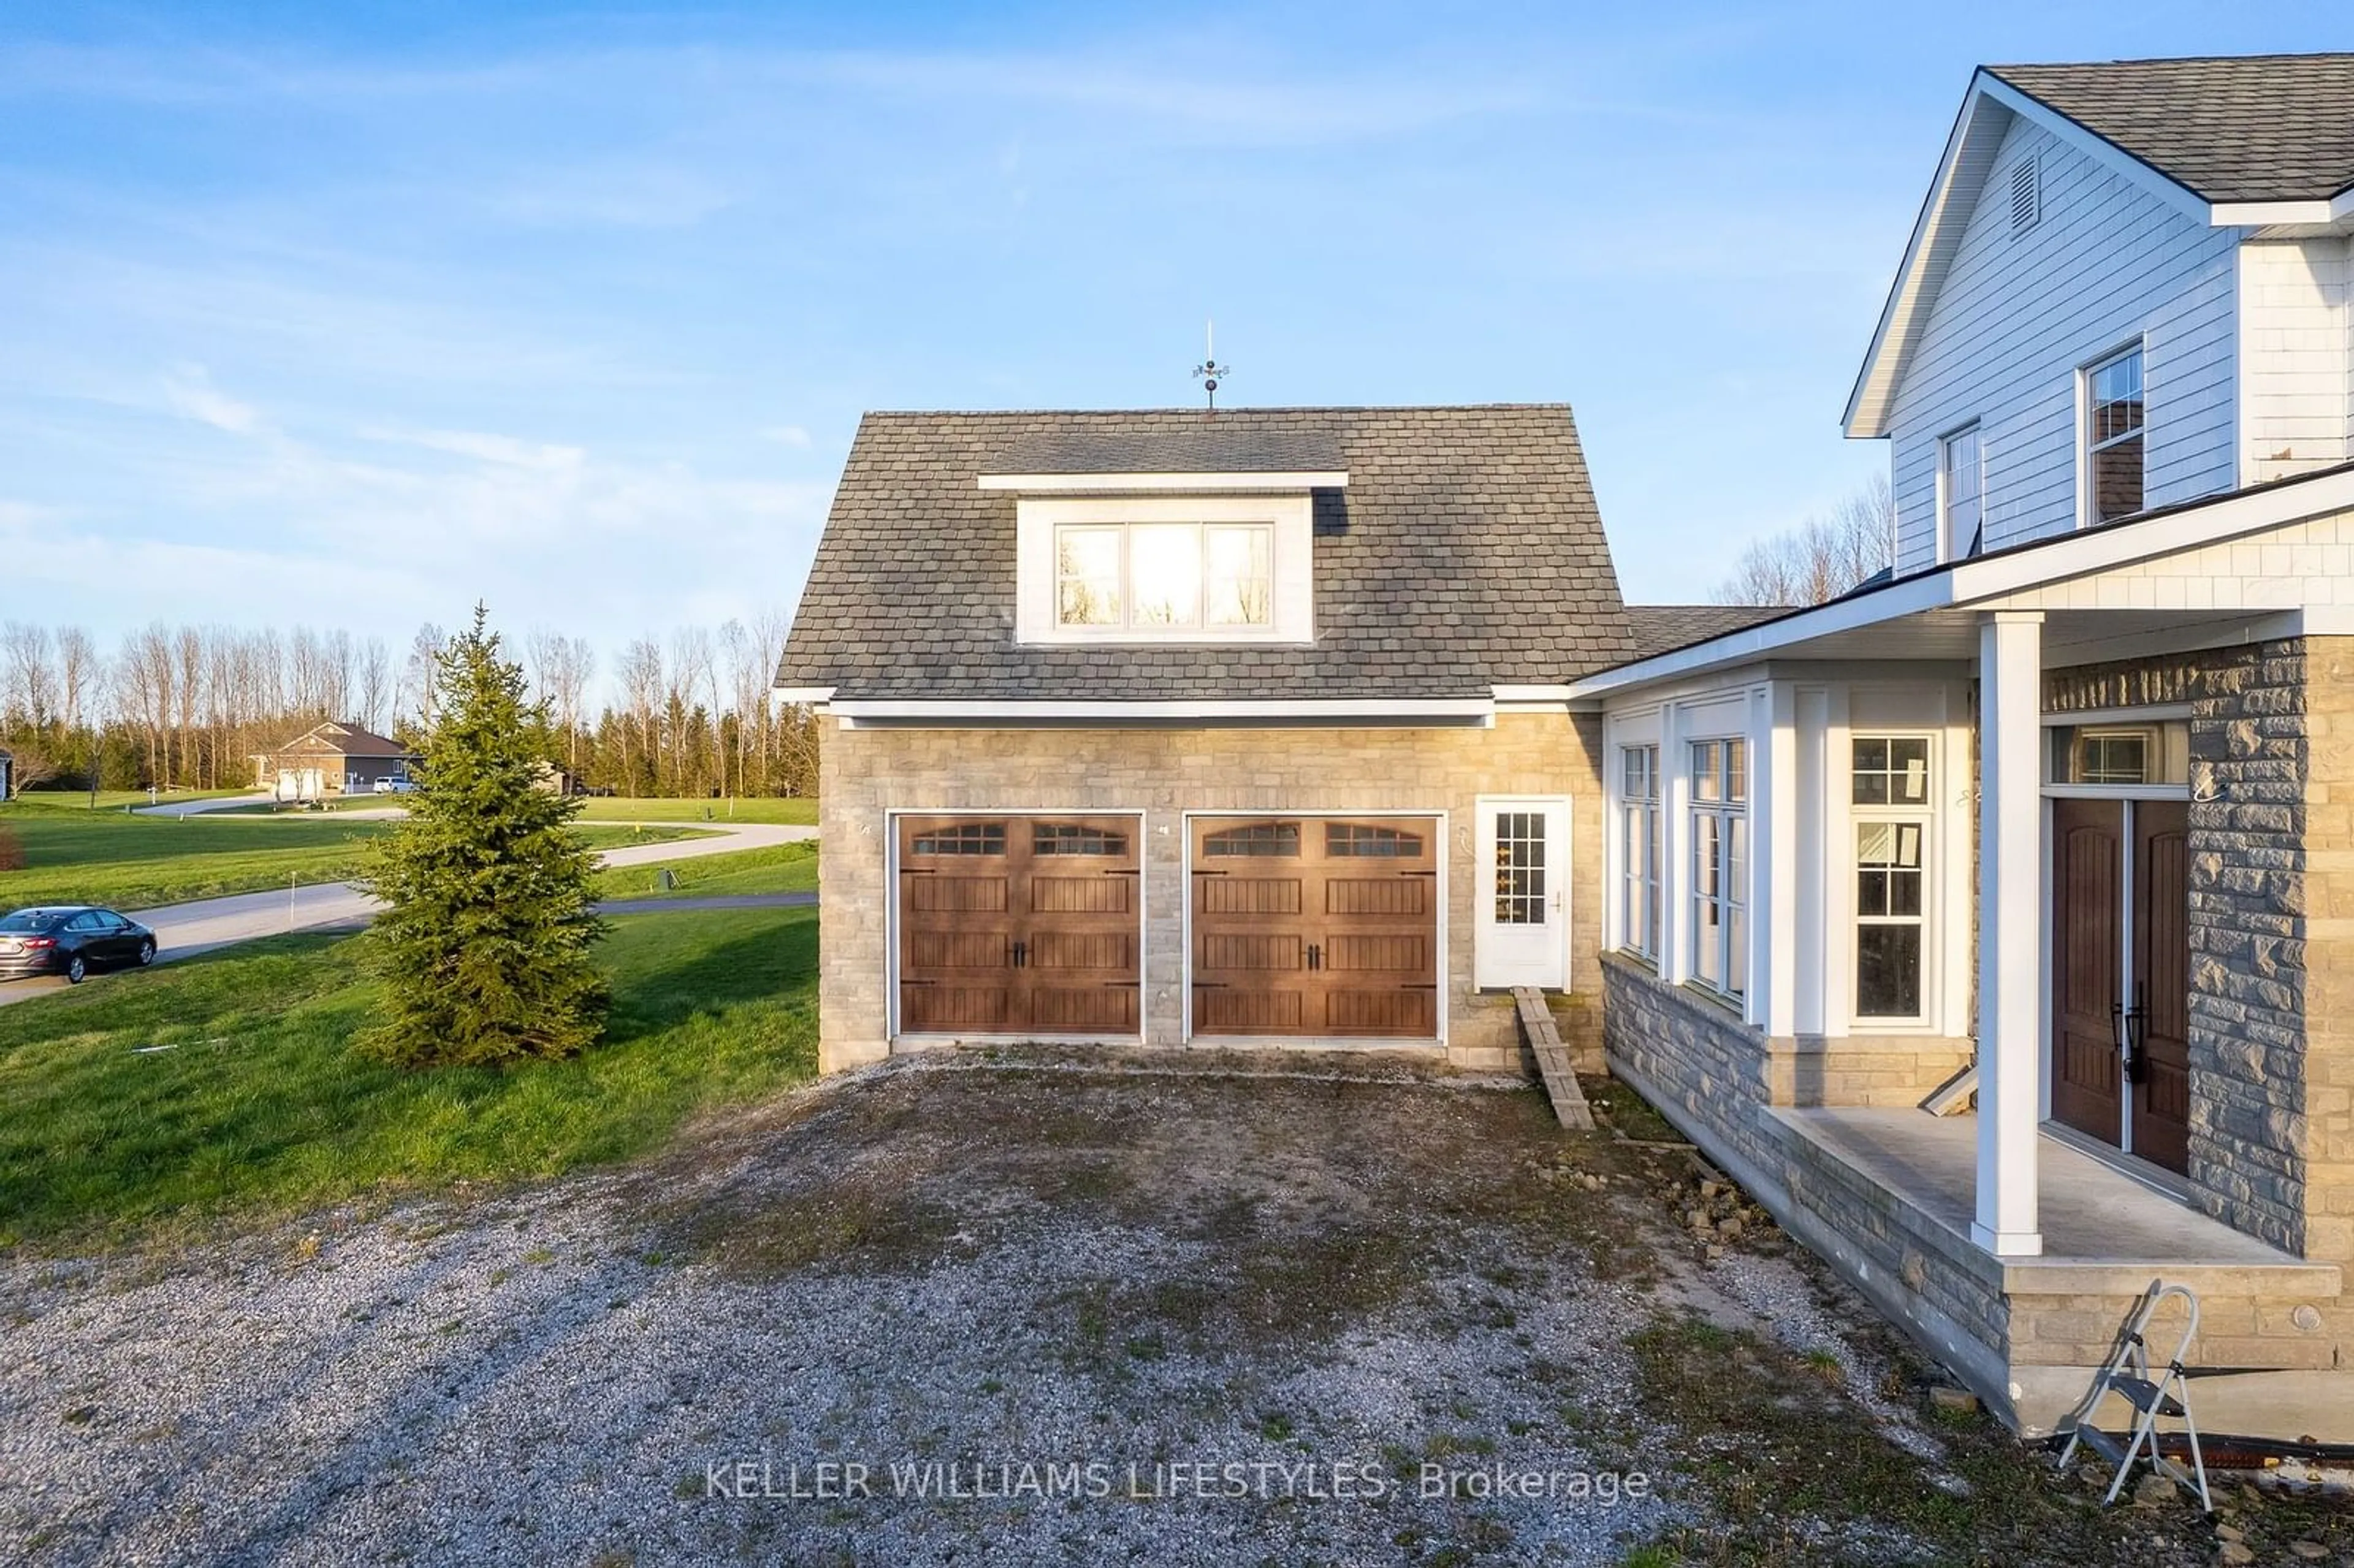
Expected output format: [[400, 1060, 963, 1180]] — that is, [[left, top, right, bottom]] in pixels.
[[2130, 801, 2192, 1173], [2047, 797, 2192, 1176], [896, 815, 1140, 1037], [2051, 798, 2125, 1145], [1190, 816, 1439, 1038]]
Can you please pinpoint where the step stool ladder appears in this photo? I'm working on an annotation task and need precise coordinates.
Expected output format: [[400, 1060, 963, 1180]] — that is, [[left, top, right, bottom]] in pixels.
[[2056, 1279, 2212, 1512]]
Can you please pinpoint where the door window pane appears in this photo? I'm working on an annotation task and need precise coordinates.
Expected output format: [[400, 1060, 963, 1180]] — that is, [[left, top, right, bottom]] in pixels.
[[1495, 812, 1546, 925]]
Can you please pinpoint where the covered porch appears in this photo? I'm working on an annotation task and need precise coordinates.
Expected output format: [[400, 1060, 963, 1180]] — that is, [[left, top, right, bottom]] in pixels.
[[1583, 465, 2354, 1437]]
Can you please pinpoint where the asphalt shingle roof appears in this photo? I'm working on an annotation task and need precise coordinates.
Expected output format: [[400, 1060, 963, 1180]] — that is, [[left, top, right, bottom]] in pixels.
[[1625, 604, 1789, 662], [777, 406, 1637, 701], [1989, 55, 2354, 204]]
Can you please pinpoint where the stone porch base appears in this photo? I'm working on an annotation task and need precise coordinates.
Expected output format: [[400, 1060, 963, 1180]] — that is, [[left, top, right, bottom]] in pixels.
[[1611, 1051, 2345, 1439]]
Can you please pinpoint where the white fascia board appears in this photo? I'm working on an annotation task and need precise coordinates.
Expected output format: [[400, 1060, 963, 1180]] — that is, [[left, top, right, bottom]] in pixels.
[[977, 471, 1348, 493], [1568, 575, 1957, 700], [1952, 465, 2354, 603], [1491, 683, 1579, 702], [771, 686, 836, 703], [2211, 200, 2340, 228], [1843, 78, 1990, 438], [830, 698, 1491, 725]]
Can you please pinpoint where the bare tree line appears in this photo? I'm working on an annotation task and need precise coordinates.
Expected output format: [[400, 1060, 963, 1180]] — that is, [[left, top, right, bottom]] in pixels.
[[0, 611, 815, 799], [1711, 473, 1895, 607]]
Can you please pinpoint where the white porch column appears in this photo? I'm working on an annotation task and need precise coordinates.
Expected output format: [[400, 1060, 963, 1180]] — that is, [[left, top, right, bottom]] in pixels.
[[1974, 610, 2044, 1257]]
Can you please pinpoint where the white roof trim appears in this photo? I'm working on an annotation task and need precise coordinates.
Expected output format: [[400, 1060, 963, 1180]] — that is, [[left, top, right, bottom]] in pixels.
[[772, 685, 837, 703], [1571, 465, 2354, 699], [976, 471, 1347, 493], [830, 697, 1490, 725], [1845, 70, 2219, 440]]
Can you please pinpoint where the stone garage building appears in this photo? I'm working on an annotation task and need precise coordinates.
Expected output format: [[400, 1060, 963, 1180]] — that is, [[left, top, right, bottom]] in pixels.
[[775, 405, 1715, 1078]]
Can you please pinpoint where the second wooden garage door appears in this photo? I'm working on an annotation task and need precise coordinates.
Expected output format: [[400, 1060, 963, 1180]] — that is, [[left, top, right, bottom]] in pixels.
[[897, 815, 1140, 1037], [1190, 816, 1439, 1038]]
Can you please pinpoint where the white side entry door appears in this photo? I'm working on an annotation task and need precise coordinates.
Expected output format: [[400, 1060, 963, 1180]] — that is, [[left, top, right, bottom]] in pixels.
[[1474, 795, 1571, 989]]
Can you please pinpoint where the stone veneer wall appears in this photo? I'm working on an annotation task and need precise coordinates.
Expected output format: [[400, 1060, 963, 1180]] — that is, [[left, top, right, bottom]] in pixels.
[[815, 712, 1606, 1076], [1601, 955, 2011, 1389], [2045, 637, 2354, 1269]]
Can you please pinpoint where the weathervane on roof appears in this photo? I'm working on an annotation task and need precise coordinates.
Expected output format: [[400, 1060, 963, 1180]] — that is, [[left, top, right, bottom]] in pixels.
[[1194, 319, 1230, 410]]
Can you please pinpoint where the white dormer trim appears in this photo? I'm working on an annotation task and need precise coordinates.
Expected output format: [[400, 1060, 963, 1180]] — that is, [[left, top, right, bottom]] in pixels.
[[978, 471, 1347, 493], [1013, 493, 1316, 646]]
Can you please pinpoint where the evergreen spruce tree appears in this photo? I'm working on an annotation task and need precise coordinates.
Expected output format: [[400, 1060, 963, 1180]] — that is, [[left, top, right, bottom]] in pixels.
[[359, 605, 608, 1067]]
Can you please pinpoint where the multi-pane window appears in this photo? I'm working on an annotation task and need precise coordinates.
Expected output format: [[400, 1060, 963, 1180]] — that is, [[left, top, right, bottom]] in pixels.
[[1327, 823, 1423, 858], [2086, 346, 2145, 525], [1689, 739, 1747, 1000], [1940, 425, 1983, 560], [1202, 821, 1299, 857], [913, 823, 1006, 856], [1054, 522, 1274, 631], [1493, 811, 1546, 926], [1034, 823, 1127, 856], [1618, 745, 1661, 960], [1853, 736, 1930, 1020]]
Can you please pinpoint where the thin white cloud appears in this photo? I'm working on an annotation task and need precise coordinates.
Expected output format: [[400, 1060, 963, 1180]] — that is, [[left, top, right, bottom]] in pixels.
[[159, 363, 263, 435], [357, 424, 587, 471], [757, 425, 812, 447]]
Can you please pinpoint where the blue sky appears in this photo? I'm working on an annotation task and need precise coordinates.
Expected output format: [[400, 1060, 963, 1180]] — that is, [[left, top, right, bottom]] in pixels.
[[2, 2, 2346, 666]]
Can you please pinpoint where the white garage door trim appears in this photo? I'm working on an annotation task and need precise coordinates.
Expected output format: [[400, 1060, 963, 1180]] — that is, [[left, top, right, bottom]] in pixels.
[[1179, 809, 1449, 1048], [885, 806, 1148, 1046]]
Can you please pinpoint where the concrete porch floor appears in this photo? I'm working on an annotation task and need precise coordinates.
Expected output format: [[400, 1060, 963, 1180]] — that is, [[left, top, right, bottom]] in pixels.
[[1776, 1106, 2311, 1269]]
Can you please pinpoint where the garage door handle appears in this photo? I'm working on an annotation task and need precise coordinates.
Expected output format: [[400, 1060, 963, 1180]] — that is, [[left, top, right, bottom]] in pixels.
[[1306, 943, 1322, 971], [1011, 941, 1028, 969]]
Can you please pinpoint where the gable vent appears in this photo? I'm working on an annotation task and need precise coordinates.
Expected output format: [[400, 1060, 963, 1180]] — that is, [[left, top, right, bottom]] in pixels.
[[2009, 157, 2041, 236]]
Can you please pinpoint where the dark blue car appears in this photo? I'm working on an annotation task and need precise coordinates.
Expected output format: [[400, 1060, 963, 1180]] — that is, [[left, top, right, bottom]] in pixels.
[[0, 906, 158, 984]]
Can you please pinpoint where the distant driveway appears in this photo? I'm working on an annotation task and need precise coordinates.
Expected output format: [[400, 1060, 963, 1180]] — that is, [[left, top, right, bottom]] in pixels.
[[0, 822, 816, 1007]]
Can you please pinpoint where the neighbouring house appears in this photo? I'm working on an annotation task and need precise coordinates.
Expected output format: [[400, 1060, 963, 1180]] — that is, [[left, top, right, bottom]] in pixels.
[[779, 53, 2354, 1443], [251, 721, 417, 801]]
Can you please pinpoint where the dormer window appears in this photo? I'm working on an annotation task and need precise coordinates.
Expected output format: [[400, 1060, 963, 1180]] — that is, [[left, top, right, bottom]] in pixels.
[[988, 470, 1337, 645], [1054, 522, 1273, 630]]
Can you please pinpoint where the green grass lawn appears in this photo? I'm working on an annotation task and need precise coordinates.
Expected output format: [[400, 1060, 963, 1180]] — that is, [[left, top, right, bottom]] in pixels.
[[0, 906, 819, 1250], [0, 802, 709, 913], [595, 840, 818, 900], [573, 796, 818, 826]]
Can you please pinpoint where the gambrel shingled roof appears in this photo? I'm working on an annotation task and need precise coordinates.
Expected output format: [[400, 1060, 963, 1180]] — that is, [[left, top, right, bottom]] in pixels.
[[1990, 55, 2354, 205], [777, 406, 1639, 701]]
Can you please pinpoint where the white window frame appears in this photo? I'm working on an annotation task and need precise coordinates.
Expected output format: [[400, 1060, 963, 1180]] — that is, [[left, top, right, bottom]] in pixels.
[[1688, 737, 1748, 1002], [1617, 744, 1661, 962], [1849, 733, 1934, 1026], [1015, 494, 1315, 645], [2078, 341, 2147, 530], [1049, 520, 1276, 634], [1936, 422, 1983, 564]]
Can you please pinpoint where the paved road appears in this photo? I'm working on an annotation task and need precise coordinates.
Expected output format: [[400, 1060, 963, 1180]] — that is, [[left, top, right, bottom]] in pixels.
[[0, 822, 815, 1008]]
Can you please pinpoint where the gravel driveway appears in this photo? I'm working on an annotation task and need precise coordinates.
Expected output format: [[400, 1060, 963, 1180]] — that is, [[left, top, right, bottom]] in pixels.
[[4, 1049, 2341, 1566]]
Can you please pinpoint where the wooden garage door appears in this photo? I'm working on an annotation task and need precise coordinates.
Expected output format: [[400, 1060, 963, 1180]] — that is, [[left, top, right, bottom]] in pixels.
[[1190, 816, 1438, 1038], [897, 815, 1140, 1036]]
